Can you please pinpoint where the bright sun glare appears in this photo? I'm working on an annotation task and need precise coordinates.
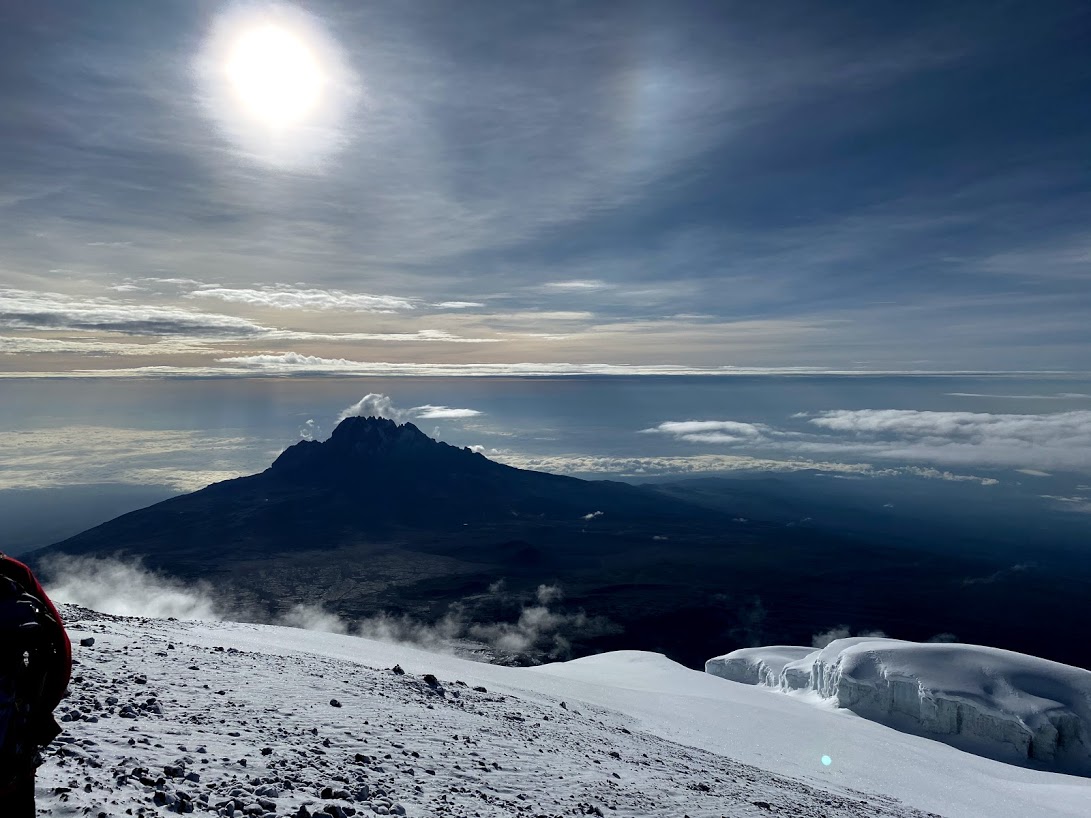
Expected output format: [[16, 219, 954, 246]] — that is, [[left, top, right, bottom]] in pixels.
[[226, 24, 324, 126], [196, 3, 358, 170]]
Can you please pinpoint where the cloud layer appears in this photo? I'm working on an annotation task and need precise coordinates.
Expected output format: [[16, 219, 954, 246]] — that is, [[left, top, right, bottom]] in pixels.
[[643, 409, 1091, 473]]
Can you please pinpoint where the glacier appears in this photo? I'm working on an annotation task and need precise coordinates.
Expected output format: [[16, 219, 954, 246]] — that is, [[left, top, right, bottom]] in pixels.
[[706, 637, 1091, 776]]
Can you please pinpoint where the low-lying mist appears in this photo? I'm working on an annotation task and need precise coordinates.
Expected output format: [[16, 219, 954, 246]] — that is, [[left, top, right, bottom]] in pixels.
[[41, 556, 616, 662]]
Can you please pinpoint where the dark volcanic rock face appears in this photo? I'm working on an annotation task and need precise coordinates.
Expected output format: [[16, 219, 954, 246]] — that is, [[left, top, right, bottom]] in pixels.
[[269, 416, 485, 480]]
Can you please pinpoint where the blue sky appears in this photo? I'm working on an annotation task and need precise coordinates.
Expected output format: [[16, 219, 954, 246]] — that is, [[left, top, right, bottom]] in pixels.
[[0, 0, 1089, 375]]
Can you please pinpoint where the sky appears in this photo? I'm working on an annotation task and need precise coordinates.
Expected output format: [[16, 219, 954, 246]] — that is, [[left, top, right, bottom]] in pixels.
[[1, 0, 1089, 378]]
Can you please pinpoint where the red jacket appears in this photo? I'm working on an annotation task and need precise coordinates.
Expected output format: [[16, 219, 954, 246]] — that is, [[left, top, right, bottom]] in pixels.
[[0, 554, 72, 714]]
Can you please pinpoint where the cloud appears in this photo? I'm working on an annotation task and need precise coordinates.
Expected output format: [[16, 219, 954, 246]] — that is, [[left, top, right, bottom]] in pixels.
[[338, 393, 405, 422], [190, 285, 415, 313], [433, 301, 485, 309], [411, 405, 483, 419], [0, 288, 266, 337], [0, 335, 219, 356], [1040, 494, 1091, 513], [20, 357, 1001, 380], [962, 563, 1034, 587], [805, 409, 1091, 472], [277, 603, 350, 635], [357, 582, 613, 660], [947, 392, 1091, 400], [489, 452, 995, 484], [643, 420, 772, 444], [535, 584, 564, 605], [44, 556, 223, 621], [0, 292, 497, 355], [539, 280, 611, 292], [337, 393, 483, 425], [0, 426, 260, 492], [582, 511, 604, 521], [43, 555, 606, 661], [44, 557, 354, 636], [642, 408, 1091, 474]]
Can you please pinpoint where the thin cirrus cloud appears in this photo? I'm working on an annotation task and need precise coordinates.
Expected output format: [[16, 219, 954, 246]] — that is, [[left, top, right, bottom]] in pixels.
[[0, 288, 266, 337], [0, 290, 496, 345], [538, 280, 612, 292], [645, 409, 1091, 473], [0, 335, 218, 356], [1, 4, 1088, 370], [189, 286, 416, 313]]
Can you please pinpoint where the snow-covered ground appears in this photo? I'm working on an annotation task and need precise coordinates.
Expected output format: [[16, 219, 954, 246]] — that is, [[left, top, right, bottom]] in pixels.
[[37, 607, 1091, 818], [706, 638, 1091, 777]]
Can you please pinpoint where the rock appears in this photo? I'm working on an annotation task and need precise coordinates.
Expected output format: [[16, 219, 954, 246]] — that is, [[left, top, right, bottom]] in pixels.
[[80, 637, 95, 647], [330, 699, 343, 708], [422, 673, 439, 687], [391, 664, 405, 675]]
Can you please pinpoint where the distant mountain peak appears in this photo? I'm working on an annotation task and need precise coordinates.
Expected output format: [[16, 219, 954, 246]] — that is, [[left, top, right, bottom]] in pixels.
[[329, 415, 430, 449], [269, 414, 477, 478]]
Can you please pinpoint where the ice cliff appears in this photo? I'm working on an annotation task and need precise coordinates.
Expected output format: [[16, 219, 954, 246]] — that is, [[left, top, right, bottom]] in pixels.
[[706, 638, 1091, 776]]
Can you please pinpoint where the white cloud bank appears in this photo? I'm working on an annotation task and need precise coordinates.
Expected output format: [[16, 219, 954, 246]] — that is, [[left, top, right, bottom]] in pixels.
[[645, 409, 1091, 474]]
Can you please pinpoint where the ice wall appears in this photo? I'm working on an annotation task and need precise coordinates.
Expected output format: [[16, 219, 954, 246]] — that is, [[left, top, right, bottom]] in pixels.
[[706, 638, 1091, 776]]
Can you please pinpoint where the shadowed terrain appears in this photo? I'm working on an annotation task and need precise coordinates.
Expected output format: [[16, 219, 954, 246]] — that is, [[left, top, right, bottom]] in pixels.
[[36, 417, 1091, 669]]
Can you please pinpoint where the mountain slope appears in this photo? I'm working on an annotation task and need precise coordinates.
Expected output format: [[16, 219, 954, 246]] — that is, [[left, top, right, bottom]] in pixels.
[[43, 416, 716, 568], [43, 606, 1091, 818], [36, 416, 1091, 670]]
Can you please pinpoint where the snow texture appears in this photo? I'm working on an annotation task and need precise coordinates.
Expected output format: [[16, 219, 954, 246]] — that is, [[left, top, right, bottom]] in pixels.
[[35, 608, 1091, 818], [706, 637, 1091, 777]]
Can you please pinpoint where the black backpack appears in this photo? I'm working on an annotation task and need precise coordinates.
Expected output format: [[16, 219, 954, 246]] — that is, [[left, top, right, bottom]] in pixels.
[[0, 575, 52, 787]]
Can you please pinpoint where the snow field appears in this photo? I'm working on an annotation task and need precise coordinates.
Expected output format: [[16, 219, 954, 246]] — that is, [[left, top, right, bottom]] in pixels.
[[34, 607, 1091, 818]]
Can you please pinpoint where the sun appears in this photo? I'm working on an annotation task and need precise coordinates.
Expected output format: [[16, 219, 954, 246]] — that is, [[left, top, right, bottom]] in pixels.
[[225, 24, 324, 127], [195, 3, 359, 170]]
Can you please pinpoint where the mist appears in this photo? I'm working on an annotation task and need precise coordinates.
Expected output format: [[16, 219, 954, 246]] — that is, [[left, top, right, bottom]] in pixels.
[[40, 557, 615, 661]]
